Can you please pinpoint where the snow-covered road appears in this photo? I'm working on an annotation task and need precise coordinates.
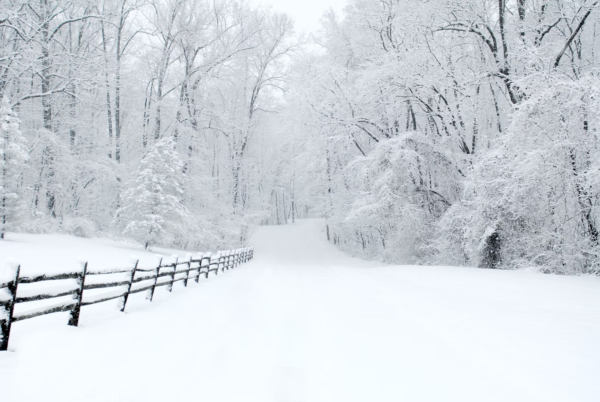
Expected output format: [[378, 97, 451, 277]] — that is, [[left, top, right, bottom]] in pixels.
[[2, 220, 600, 401]]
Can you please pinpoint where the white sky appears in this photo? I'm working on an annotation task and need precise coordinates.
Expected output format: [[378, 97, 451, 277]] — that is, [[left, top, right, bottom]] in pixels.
[[254, 0, 347, 34]]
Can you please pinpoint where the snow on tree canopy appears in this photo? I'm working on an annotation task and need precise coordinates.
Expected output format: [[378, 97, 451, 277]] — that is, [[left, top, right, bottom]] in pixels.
[[1, 0, 600, 274]]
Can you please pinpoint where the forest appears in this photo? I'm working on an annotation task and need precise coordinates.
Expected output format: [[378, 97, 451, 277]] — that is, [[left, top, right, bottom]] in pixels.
[[1, 0, 600, 275]]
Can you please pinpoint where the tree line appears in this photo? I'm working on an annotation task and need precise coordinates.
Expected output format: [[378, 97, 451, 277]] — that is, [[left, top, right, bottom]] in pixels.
[[284, 0, 600, 274], [2, 0, 600, 275], [0, 0, 301, 250]]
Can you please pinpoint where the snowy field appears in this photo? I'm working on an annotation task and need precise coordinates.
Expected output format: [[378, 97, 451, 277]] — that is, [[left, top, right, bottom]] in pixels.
[[1, 219, 600, 401], [0, 233, 201, 277]]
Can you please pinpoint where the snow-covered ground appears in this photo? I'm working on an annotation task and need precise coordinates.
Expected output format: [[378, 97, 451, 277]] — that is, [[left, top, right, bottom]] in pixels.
[[1, 219, 599, 401], [0, 233, 202, 278]]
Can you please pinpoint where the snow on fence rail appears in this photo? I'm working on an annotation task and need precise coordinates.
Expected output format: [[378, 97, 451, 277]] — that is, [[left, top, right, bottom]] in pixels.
[[0, 247, 254, 351]]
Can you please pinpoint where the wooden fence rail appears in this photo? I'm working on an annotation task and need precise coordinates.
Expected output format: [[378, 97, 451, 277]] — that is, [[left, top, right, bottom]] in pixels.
[[0, 246, 254, 351]]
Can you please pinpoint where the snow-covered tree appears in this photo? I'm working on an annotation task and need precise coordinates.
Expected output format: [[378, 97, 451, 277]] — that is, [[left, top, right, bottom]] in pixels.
[[437, 74, 600, 274], [0, 97, 28, 239], [112, 136, 188, 248], [1, 0, 600, 275]]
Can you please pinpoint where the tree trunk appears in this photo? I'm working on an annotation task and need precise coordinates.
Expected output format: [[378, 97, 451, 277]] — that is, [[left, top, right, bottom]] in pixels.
[[101, 22, 114, 159], [115, 25, 122, 163]]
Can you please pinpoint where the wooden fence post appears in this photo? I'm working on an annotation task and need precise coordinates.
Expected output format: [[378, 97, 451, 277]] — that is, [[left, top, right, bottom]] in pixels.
[[120, 259, 139, 312], [195, 253, 202, 283], [168, 256, 178, 292], [148, 257, 162, 302], [68, 262, 88, 327], [184, 254, 192, 287], [0, 265, 20, 351], [204, 254, 211, 278], [194, 253, 202, 283], [213, 253, 219, 276]]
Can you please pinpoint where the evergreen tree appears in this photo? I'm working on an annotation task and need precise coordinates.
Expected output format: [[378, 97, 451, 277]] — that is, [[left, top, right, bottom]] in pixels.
[[0, 97, 28, 239], [112, 136, 188, 248]]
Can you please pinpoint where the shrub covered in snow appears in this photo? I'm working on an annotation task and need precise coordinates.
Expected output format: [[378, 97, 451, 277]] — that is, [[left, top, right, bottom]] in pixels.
[[0, 97, 28, 239], [112, 137, 189, 249]]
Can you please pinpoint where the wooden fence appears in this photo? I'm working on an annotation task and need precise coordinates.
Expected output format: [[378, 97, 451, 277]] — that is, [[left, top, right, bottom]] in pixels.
[[0, 247, 254, 351]]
